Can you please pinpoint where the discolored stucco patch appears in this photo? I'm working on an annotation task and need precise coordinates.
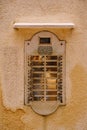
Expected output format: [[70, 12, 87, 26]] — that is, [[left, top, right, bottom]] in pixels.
[[0, 84, 45, 130], [0, 86, 25, 130], [70, 65, 87, 103], [60, 65, 87, 128]]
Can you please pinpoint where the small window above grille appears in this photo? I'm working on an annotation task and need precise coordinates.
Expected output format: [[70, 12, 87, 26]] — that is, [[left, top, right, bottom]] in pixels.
[[39, 37, 51, 44]]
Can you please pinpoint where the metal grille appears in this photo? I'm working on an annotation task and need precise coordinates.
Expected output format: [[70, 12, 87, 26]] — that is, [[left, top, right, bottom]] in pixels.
[[26, 55, 63, 104], [24, 31, 66, 114]]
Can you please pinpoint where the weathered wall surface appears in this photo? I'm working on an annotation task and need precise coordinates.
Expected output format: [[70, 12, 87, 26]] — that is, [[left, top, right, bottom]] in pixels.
[[0, 0, 87, 130]]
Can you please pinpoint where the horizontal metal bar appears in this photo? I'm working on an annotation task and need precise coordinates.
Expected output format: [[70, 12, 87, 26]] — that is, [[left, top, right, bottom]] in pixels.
[[32, 89, 57, 91], [33, 83, 57, 85], [32, 66, 57, 68], [33, 77, 57, 79], [31, 60, 58, 62], [34, 95, 57, 97]]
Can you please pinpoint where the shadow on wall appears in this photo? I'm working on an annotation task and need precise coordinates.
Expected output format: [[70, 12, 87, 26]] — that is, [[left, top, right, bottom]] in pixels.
[[60, 65, 87, 129], [46, 65, 87, 130]]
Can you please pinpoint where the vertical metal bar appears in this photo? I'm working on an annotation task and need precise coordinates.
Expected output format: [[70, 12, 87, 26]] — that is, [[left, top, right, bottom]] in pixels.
[[44, 56, 46, 101]]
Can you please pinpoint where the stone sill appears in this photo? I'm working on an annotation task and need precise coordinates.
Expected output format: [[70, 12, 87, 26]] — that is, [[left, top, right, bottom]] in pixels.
[[13, 23, 75, 29]]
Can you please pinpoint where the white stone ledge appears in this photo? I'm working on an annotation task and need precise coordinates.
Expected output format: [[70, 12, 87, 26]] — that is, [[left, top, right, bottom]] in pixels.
[[13, 23, 75, 29]]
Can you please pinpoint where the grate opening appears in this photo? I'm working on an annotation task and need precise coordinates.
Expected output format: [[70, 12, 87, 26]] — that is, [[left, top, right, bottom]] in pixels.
[[26, 55, 64, 103]]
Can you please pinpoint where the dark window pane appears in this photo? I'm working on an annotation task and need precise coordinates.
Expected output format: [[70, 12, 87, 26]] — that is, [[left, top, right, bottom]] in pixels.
[[33, 85, 44, 89], [46, 56, 57, 60], [30, 56, 44, 61], [40, 38, 50, 44], [46, 97, 57, 101], [32, 73, 44, 78], [33, 91, 44, 95], [34, 97, 44, 101], [33, 79, 44, 84], [46, 62, 57, 66], [32, 61, 44, 66], [33, 67, 44, 72], [46, 67, 57, 71], [46, 91, 57, 95]]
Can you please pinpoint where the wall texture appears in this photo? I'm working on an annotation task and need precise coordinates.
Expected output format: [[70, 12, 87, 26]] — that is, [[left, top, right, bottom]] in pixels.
[[0, 0, 87, 130]]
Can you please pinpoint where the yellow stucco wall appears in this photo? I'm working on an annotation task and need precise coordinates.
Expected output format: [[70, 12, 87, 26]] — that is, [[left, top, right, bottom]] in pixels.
[[0, 0, 87, 130]]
